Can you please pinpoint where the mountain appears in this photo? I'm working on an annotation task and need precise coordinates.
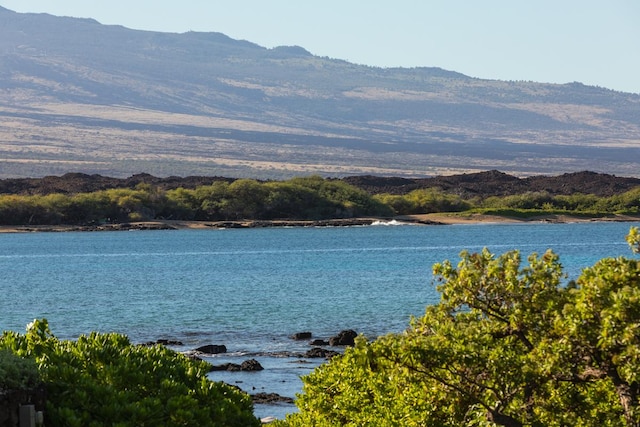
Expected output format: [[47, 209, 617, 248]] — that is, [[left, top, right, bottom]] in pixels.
[[1, 6, 639, 179]]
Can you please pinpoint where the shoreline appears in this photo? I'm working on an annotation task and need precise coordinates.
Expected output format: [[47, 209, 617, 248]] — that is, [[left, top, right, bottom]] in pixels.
[[401, 212, 640, 225], [0, 213, 639, 233]]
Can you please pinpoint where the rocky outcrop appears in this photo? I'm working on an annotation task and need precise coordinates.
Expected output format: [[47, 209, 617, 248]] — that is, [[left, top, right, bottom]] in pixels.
[[343, 170, 640, 198], [241, 359, 264, 371], [290, 332, 312, 340], [0, 173, 232, 196], [329, 329, 358, 346], [210, 359, 264, 372], [5, 171, 640, 198], [305, 347, 340, 359], [195, 344, 227, 354], [210, 363, 242, 372], [251, 392, 294, 404], [141, 338, 183, 346]]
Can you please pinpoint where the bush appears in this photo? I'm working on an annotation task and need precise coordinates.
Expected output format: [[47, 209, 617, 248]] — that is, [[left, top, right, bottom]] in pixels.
[[278, 227, 640, 426], [0, 349, 40, 391], [0, 320, 260, 427]]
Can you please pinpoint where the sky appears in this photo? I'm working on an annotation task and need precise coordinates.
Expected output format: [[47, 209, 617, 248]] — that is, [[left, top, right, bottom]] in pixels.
[[2, 1, 640, 94]]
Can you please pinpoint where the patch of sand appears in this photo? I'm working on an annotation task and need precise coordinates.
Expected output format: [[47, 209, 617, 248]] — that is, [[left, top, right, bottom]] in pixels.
[[400, 213, 640, 225]]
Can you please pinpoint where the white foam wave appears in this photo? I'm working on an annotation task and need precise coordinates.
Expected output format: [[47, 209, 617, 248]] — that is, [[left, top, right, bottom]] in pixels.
[[370, 219, 411, 226]]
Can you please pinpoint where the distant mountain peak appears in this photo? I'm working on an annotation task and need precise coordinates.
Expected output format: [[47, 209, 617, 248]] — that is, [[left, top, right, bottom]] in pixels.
[[270, 45, 312, 56]]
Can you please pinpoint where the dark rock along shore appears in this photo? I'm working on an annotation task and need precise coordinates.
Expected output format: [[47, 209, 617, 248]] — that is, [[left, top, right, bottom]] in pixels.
[[148, 329, 363, 408]]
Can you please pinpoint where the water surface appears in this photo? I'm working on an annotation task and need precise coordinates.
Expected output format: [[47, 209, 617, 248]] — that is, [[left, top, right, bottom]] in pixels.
[[2, 221, 638, 418]]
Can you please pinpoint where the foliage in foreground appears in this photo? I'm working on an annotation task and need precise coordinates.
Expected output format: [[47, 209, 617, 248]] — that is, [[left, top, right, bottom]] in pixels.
[[278, 227, 640, 426], [0, 320, 259, 427], [0, 348, 39, 391]]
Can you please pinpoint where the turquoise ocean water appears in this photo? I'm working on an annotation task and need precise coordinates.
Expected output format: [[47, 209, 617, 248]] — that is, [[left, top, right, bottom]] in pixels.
[[2, 221, 639, 419]]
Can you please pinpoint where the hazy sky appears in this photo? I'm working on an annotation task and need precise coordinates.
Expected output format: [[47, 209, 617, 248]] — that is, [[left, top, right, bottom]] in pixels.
[[3, 1, 639, 94]]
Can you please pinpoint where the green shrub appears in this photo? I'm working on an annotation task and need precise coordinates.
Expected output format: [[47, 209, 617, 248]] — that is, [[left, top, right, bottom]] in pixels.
[[0, 348, 40, 391], [279, 228, 640, 426], [0, 320, 260, 427]]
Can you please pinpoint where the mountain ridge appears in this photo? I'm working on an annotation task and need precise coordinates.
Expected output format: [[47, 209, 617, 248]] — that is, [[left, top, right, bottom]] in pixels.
[[1, 7, 639, 179]]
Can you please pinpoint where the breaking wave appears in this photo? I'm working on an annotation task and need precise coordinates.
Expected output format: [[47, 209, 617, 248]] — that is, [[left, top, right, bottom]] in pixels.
[[370, 219, 412, 226]]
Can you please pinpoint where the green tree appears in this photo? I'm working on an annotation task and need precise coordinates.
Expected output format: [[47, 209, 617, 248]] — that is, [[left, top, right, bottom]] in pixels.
[[1, 320, 259, 427], [67, 192, 115, 224], [163, 187, 199, 220], [0, 348, 40, 391], [405, 188, 471, 213], [263, 182, 323, 219], [553, 193, 601, 211], [482, 191, 553, 210], [194, 181, 231, 220], [0, 195, 39, 224], [222, 179, 268, 219], [604, 188, 640, 213], [373, 193, 416, 215], [280, 227, 640, 426], [289, 176, 392, 218], [103, 188, 158, 222]]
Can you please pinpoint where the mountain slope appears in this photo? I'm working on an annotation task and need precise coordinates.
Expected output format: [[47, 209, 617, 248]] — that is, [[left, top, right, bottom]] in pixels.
[[1, 6, 639, 179]]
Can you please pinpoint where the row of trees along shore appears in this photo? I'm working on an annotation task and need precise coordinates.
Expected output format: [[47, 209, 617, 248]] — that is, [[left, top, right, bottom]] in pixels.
[[1, 176, 640, 225]]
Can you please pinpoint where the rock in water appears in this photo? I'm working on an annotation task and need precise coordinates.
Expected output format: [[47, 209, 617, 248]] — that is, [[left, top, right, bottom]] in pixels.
[[195, 344, 227, 354], [290, 331, 312, 340], [305, 347, 340, 358], [329, 329, 357, 346], [241, 359, 264, 371]]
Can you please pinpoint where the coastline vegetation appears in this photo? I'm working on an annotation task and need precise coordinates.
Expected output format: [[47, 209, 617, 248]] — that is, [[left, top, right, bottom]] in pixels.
[[0, 320, 260, 427], [276, 227, 640, 426], [0, 176, 639, 226]]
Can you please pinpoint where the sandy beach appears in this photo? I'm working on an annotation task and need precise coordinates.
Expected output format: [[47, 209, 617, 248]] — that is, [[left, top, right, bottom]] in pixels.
[[399, 213, 640, 225]]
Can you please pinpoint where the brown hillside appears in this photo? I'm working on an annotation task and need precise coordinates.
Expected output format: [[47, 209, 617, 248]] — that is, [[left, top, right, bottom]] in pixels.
[[1, 8, 640, 179]]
